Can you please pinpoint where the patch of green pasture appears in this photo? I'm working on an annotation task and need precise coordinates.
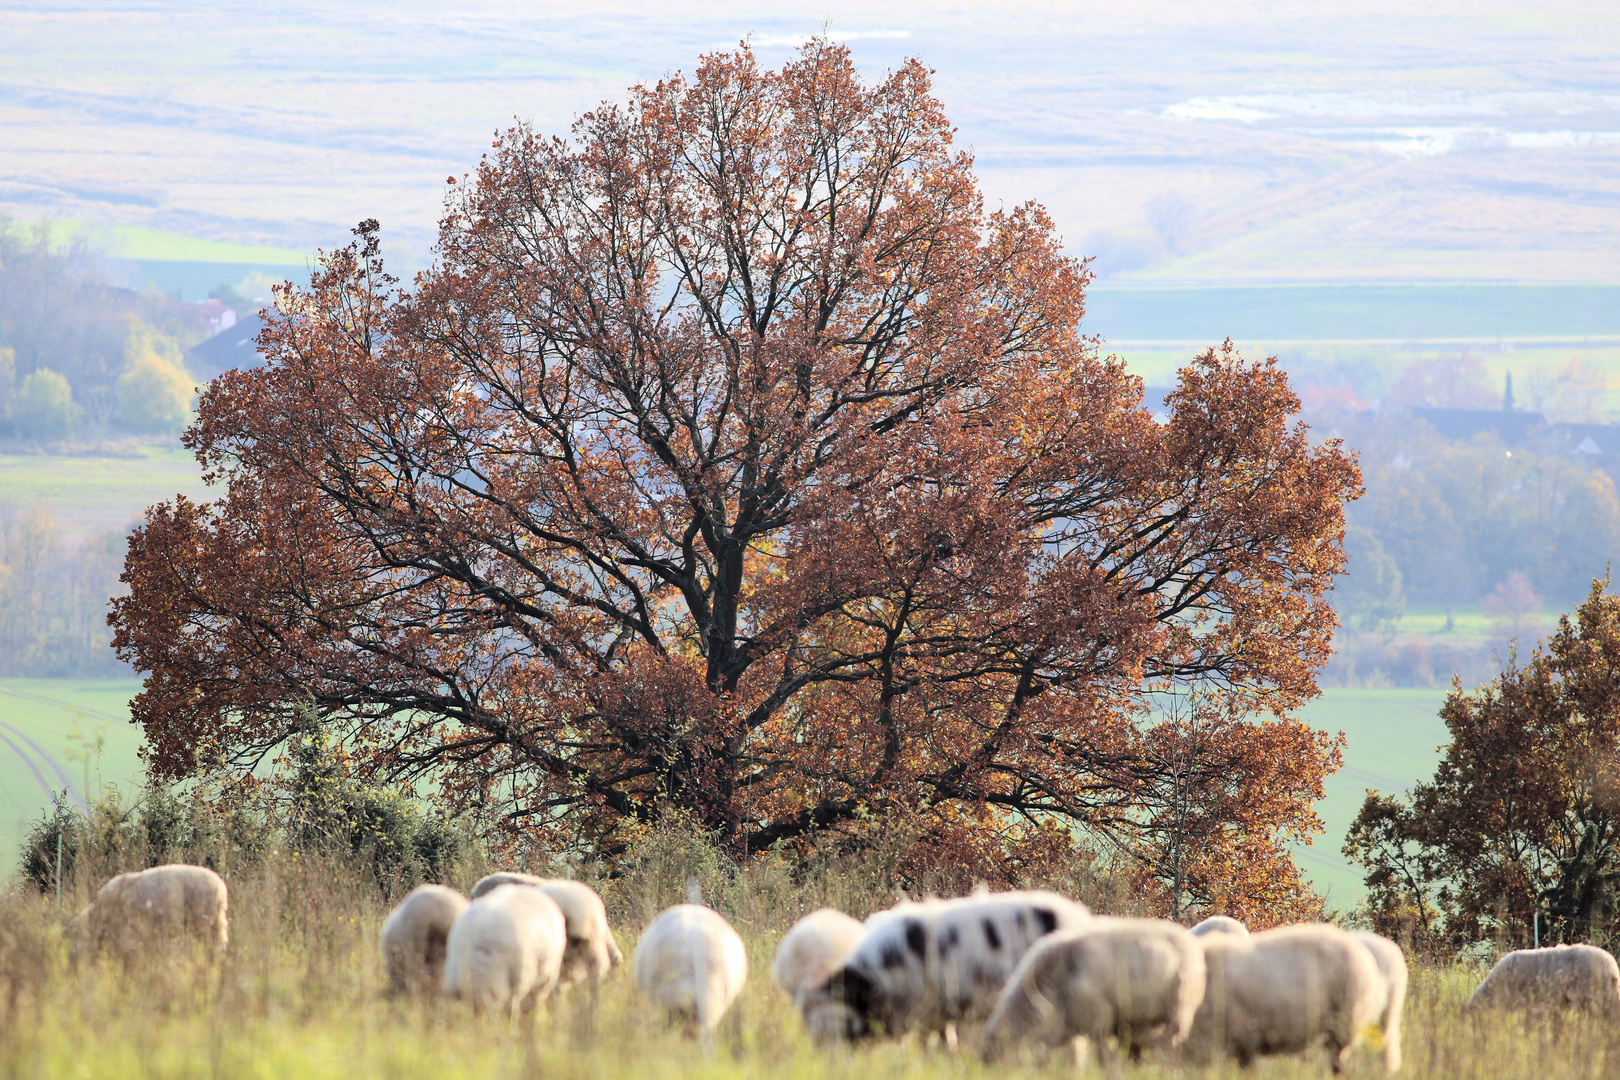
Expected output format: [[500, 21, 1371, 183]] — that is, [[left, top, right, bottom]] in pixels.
[[21, 219, 310, 265], [0, 679, 147, 870], [0, 444, 213, 541], [1396, 605, 1557, 646], [1294, 687, 1452, 911]]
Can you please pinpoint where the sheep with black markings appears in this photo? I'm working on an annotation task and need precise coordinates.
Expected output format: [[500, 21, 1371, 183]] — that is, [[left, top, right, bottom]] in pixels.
[[1185, 923, 1385, 1073], [442, 883, 568, 1019], [471, 872, 624, 987], [381, 884, 469, 995], [632, 903, 749, 1040], [84, 863, 229, 960], [772, 909, 866, 1040], [1351, 931, 1408, 1073], [981, 917, 1206, 1066], [806, 889, 1090, 1045], [1189, 915, 1248, 940], [1465, 944, 1620, 1018]]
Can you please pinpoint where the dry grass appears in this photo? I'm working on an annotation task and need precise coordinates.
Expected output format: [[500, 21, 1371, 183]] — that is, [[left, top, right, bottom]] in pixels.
[[0, 847, 1618, 1080]]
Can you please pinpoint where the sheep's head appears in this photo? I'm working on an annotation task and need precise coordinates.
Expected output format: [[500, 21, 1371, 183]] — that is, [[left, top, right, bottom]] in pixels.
[[801, 965, 885, 1043]]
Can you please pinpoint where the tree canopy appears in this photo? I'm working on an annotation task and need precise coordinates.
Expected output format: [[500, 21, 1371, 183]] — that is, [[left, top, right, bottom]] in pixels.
[[1346, 575, 1620, 947], [112, 41, 1358, 917]]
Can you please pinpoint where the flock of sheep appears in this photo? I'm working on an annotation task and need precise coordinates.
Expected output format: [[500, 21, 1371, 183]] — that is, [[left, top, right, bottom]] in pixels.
[[71, 863, 1620, 1072]]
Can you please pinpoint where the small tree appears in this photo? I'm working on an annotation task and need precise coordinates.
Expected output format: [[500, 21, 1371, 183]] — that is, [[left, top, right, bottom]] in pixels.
[[1337, 526, 1405, 638], [1345, 575, 1620, 949], [11, 368, 79, 441], [115, 324, 194, 434]]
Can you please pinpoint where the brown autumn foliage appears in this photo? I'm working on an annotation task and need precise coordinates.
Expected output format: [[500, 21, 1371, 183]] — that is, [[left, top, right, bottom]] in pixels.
[[1345, 576, 1620, 950], [111, 41, 1358, 922]]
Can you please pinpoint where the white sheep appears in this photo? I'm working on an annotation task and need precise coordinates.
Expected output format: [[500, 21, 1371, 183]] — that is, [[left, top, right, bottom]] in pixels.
[[632, 904, 749, 1039], [469, 870, 546, 898], [1186, 923, 1385, 1073], [772, 908, 866, 1040], [1465, 944, 1620, 1017], [1189, 915, 1249, 939], [381, 884, 469, 995], [442, 883, 568, 1018], [1351, 931, 1409, 1073], [806, 889, 1090, 1044], [85, 863, 229, 958], [981, 917, 1206, 1066], [469, 872, 624, 987]]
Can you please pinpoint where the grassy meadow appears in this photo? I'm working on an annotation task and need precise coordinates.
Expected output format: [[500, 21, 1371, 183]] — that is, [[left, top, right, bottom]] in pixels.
[[0, 848, 1616, 1080], [0, 443, 211, 544], [0, 676, 1455, 910]]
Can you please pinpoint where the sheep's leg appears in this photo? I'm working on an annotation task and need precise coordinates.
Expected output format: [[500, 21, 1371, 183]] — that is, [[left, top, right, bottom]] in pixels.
[[1324, 1034, 1350, 1074], [943, 1022, 958, 1053]]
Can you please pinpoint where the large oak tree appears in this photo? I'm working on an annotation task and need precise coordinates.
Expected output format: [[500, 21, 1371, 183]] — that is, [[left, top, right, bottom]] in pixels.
[[113, 42, 1357, 918]]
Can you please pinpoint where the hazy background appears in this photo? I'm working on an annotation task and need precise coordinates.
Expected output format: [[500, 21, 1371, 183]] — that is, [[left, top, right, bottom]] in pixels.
[[3, 0, 1619, 901], [3, 0, 1618, 282]]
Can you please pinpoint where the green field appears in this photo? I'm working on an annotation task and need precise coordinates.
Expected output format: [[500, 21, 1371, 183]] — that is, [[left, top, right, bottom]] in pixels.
[[1293, 688, 1452, 910], [0, 444, 213, 543], [0, 680, 148, 866], [0, 679, 1452, 906]]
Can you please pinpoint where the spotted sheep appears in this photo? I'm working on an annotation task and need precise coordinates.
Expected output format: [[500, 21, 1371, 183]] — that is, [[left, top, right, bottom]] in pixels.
[[802, 890, 1090, 1045]]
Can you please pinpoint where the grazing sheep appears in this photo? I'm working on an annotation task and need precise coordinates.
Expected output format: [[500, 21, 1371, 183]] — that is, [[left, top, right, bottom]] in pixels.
[[470, 872, 624, 986], [807, 889, 1090, 1044], [1189, 915, 1248, 940], [772, 909, 866, 1039], [633, 904, 749, 1039], [1465, 944, 1620, 1018], [1351, 931, 1409, 1073], [86, 864, 229, 958], [982, 918, 1206, 1066], [1186, 923, 1384, 1073], [469, 871, 547, 898], [381, 884, 469, 995], [442, 884, 568, 1018]]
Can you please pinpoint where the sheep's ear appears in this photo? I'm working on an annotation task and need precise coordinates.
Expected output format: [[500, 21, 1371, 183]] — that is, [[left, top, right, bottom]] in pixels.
[[971, 880, 990, 897]]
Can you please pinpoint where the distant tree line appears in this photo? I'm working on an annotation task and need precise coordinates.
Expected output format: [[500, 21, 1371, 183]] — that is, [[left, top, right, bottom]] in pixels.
[[0, 507, 126, 676], [1314, 402, 1620, 686], [0, 222, 217, 442], [1342, 411, 1619, 608]]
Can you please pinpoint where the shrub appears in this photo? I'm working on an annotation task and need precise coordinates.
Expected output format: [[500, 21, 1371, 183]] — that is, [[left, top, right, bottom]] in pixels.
[[281, 723, 469, 896], [10, 368, 78, 440], [20, 783, 272, 894]]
